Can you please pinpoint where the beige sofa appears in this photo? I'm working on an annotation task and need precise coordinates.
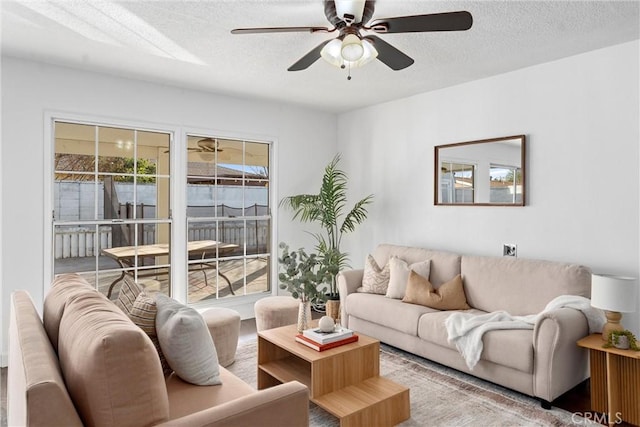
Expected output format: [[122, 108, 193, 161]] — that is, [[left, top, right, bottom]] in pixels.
[[338, 244, 593, 408], [8, 275, 309, 427]]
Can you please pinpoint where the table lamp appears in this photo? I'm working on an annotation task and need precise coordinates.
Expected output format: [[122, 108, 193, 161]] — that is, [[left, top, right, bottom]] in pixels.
[[590, 273, 638, 341]]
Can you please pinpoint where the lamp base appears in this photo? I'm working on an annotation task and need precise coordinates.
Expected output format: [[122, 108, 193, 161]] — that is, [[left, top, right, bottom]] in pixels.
[[601, 310, 625, 341]]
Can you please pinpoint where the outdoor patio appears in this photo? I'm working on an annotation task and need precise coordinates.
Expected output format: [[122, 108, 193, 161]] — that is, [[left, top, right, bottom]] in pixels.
[[54, 256, 269, 303]]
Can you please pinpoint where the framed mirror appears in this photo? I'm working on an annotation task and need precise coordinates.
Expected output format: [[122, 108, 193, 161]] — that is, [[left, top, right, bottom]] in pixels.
[[434, 135, 526, 206]]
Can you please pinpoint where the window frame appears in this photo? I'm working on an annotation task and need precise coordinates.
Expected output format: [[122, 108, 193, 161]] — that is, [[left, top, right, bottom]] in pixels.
[[182, 131, 274, 305], [44, 112, 279, 313]]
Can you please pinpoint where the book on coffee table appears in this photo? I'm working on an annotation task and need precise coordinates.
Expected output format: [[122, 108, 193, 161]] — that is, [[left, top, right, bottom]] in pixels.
[[303, 327, 354, 344], [295, 333, 359, 351]]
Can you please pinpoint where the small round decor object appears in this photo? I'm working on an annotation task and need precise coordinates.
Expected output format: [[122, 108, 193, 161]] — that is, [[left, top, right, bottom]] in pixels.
[[318, 315, 335, 332]]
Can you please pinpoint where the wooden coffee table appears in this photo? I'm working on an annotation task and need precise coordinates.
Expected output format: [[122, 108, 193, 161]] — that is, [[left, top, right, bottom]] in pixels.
[[257, 323, 410, 427]]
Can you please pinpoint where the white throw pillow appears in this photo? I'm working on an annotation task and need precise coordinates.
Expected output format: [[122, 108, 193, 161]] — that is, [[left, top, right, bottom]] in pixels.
[[386, 257, 431, 299], [155, 293, 222, 386], [362, 254, 390, 294]]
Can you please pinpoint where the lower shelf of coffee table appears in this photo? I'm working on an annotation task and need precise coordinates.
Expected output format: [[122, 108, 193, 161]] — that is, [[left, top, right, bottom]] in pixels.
[[313, 376, 410, 427], [259, 356, 311, 389]]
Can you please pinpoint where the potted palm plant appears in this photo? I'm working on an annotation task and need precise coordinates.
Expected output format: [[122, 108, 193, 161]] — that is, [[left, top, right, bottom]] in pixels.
[[278, 243, 331, 332], [280, 154, 373, 320]]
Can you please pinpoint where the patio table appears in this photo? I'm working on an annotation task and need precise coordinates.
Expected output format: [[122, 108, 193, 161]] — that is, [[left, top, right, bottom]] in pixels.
[[102, 240, 238, 298]]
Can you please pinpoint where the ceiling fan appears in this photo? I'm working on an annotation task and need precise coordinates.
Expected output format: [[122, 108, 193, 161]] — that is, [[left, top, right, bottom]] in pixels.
[[231, 0, 472, 73], [165, 137, 223, 154], [188, 138, 223, 154]]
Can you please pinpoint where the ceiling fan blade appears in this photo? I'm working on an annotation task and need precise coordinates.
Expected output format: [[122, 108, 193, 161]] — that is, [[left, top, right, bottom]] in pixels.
[[364, 35, 414, 70], [369, 11, 472, 33], [231, 26, 332, 35], [288, 40, 332, 71]]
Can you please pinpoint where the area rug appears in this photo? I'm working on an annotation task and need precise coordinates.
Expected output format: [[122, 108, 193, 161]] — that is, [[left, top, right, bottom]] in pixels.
[[226, 339, 582, 426]]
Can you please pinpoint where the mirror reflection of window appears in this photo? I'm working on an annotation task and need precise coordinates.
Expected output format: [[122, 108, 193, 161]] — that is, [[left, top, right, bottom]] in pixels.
[[434, 135, 525, 206], [441, 162, 475, 203], [490, 164, 523, 204]]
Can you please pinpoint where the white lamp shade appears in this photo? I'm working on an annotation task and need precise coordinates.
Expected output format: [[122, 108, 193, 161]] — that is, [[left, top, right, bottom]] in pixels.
[[341, 34, 364, 61], [320, 39, 343, 67], [320, 37, 378, 69], [591, 273, 638, 313]]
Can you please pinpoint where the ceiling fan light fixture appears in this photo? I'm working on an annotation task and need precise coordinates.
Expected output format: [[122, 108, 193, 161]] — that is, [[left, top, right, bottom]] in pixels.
[[340, 33, 364, 61], [320, 38, 344, 67], [320, 36, 378, 69], [354, 38, 378, 67], [199, 151, 215, 162]]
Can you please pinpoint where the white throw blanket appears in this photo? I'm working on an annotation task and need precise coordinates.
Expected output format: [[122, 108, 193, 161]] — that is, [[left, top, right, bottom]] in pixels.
[[445, 295, 605, 370]]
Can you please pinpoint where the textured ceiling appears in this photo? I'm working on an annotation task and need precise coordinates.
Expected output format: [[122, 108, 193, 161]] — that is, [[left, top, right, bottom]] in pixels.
[[2, 1, 639, 113]]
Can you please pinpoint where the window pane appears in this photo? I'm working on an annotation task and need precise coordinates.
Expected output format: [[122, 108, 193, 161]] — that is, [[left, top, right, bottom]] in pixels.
[[245, 257, 270, 296], [217, 139, 244, 167], [54, 224, 98, 274], [186, 135, 271, 303], [490, 165, 522, 204], [247, 219, 269, 255], [138, 130, 170, 176], [244, 181, 269, 216], [98, 126, 135, 176], [55, 122, 95, 174], [441, 162, 475, 203], [54, 120, 172, 301], [246, 141, 269, 178], [187, 179, 216, 218]]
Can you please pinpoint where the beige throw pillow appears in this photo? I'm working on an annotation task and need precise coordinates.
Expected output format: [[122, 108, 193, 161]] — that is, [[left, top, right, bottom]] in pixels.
[[361, 254, 390, 294], [114, 275, 142, 312], [386, 257, 431, 299], [155, 293, 222, 386], [115, 277, 172, 375], [403, 271, 471, 310]]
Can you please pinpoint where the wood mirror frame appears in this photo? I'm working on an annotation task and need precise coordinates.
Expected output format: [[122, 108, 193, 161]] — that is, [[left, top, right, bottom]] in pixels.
[[434, 135, 526, 206]]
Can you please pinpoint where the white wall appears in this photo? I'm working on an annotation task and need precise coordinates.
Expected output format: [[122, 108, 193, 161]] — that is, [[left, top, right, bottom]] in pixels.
[[0, 57, 337, 364], [338, 41, 640, 335]]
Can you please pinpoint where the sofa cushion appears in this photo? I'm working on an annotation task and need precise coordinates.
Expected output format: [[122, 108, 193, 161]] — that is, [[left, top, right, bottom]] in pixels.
[[361, 254, 390, 294], [43, 273, 95, 351], [373, 244, 461, 287], [461, 255, 591, 315], [165, 367, 254, 420], [417, 310, 534, 373], [156, 293, 222, 386], [403, 272, 471, 310], [58, 291, 169, 427], [345, 292, 437, 336], [385, 257, 431, 299]]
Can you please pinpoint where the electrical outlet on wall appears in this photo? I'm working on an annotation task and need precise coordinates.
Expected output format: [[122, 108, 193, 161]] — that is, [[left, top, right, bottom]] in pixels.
[[503, 244, 517, 257]]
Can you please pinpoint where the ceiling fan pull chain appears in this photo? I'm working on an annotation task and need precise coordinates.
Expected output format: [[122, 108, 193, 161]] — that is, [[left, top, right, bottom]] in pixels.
[[347, 62, 352, 81]]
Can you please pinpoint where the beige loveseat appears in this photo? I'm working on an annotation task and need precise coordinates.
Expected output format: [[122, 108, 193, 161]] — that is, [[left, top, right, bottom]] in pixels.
[[8, 274, 309, 427], [338, 244, 594, 408]]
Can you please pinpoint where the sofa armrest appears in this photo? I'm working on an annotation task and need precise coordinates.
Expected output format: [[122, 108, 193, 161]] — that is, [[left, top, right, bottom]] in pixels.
[[337, 269, 364, 327], [338, 269, 364, 296], [532, 308, 590, 402], [157, 381, 309, 427]]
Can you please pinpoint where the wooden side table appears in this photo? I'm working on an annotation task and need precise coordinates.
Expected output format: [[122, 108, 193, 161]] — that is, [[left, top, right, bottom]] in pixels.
[[577, 334, 640, 427]]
